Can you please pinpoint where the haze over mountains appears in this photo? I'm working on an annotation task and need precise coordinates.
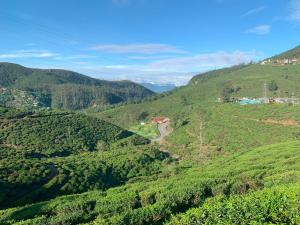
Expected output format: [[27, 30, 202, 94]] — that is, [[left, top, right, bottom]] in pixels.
[[140, 82, 176, 93]]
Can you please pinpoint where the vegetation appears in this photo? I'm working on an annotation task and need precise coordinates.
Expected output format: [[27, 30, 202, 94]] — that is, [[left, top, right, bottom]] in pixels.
[[268, 80, 279, 92], [0, 140, 299, 224], [0, 107, 173, 209], [270, 44, 300, 60], [129, 123, 159, 139], [2, 47, 300, 224], [0, 88, 50, 109], [0, 63, 154, 110]]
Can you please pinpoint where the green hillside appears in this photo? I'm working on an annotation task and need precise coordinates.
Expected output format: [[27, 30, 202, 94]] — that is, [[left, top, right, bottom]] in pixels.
[[0, 62, 154, 110], [270, 45, 300, 60], [0, 107, 172, 208], [101, 63, 300, 125], [97, 63, 300, 159], [1, 48, 300, 224], [1, 140, 299, 224]]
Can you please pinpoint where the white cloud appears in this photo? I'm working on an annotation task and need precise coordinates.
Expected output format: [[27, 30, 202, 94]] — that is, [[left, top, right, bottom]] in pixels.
[[245, 25, 271, 35], [90, 43, 187, 54], [146, 51, 260, 72], [53, 54, 96, 61], [0, 50, 58, 59], [242, 6, 266, 17], [290, 0, 300, 22], [75, 66, 194, 86], [69, 50, 261, 86]]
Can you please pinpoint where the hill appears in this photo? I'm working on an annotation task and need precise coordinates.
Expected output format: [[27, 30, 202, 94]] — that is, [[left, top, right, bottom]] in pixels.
[[2, 46, 300, 224], [98, 62, 300, 160], [1, 140, 299, 224], [270, 44, 300, 60], [0, 107, 172, 208], [0, 62, 154, 110]]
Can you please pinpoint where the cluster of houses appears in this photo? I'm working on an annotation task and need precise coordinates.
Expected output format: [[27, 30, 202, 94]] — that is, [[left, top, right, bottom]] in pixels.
[[0, 87, 40, 107], [218, 97, 299, 105], [260, 58, 300, 66], [238, 97, 299, 105]]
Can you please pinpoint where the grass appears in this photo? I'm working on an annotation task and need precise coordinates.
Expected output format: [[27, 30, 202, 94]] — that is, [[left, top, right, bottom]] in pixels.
[[129, 123, 159, 139], [1, 140, 299, 224]]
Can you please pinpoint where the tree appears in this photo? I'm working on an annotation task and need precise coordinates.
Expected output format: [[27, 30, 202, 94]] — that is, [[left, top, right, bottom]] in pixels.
[[138, 111, 149, 121], [268, 80, 278, 92], [96, 140, 108, 151], [221, 87, 233, 103]]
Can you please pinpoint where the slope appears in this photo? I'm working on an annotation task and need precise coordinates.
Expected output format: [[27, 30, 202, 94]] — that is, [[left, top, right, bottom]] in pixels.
[[1, 140, 299, 224], [0, 62, 154, 110], [0, 107, 171, 209], [98, 63, 300, 159], [270, 44, 300, 60]]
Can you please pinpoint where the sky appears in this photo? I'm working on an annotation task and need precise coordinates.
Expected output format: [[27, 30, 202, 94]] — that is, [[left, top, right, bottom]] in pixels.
[[1, 0, 300, 86]]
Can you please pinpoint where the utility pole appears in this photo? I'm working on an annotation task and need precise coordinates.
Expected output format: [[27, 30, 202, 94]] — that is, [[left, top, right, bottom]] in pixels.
[[292, 92, 295, 107], [198, 113, 204, 152], [264, 82, 267, 99]]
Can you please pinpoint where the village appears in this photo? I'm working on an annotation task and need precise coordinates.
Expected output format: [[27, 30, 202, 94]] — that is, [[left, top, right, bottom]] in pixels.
[[236, 97, 299, 105], [218, 95, 299, 106], [260, 58, 300, 66], [0, 87, 41, 108]]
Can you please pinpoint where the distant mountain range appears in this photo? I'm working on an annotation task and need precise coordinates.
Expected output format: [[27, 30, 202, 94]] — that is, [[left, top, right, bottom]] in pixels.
[[140, 82, 176, 93], [0, 62, 155, 110]]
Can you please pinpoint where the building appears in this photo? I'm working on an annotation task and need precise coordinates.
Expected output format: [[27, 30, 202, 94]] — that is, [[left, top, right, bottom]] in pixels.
[[239, 98, 262, 105], [260, 59, 271, 65], [152, 117, 169, 124], [260, 58, 300, 66]]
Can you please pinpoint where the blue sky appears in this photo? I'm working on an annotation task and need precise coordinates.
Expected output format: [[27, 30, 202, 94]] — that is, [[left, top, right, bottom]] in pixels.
[[1, 0, 300, 85]]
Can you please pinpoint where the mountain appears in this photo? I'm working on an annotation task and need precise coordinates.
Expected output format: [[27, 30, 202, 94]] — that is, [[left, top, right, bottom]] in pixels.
[[0, 62, 155, 110], [140, 82, 176, 93]]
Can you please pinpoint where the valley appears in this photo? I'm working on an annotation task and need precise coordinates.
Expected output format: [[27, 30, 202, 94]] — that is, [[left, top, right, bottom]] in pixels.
[[1, 47, 300, 224]]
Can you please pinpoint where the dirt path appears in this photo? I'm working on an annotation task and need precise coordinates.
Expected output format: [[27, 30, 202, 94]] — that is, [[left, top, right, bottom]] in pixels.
[[151, 120, 172, 143], [150, 120, 180, 159]]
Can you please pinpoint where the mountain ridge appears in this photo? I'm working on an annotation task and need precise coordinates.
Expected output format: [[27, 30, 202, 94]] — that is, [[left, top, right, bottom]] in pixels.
[[0, 62, 155, 110]]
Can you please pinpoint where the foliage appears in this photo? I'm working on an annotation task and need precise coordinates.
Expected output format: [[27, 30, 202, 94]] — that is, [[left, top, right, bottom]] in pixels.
[[268, 80, 279, 92], [2, 56, 300, 224], [167, 184, 300, 225], [129, 123, 159, 139], [270, 44, 300, 60], [0, 62, 154, 110], [0, 107, 169, 209], [0, 140, 299, 224]]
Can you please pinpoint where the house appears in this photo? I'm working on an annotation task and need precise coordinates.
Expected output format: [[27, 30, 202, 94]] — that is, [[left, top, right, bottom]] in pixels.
[[238, 98, 262, 105], [152, 117, 169, 124], [260, 59, 271, 65]]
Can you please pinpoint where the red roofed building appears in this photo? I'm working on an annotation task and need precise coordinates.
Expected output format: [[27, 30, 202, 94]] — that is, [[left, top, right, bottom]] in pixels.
[[152, 117, 169, 124]]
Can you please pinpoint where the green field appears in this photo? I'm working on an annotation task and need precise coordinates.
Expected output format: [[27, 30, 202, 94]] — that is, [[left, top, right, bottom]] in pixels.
[[129, 123, 159, 139], [1, 140, 299, 224]]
